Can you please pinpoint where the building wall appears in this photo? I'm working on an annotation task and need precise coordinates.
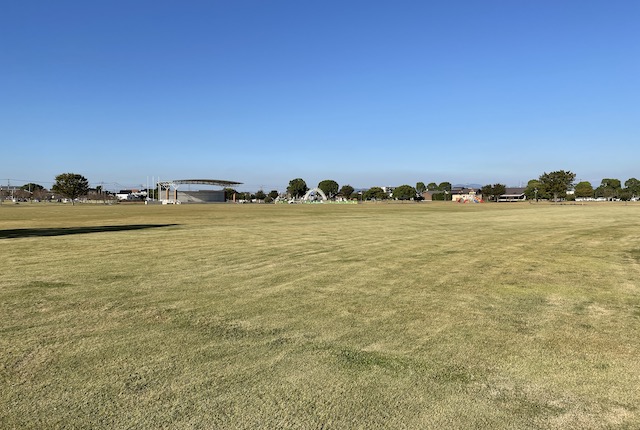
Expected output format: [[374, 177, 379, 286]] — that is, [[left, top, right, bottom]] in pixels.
[[177, 190, 225, 203]]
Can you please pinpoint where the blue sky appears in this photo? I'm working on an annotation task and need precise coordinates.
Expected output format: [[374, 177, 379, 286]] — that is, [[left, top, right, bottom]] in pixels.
[[2, 0, 638, 191]]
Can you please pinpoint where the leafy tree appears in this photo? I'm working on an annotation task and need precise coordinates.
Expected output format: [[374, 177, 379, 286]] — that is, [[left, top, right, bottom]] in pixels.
[[539, 170, 576, 202], [416, 182, 426, 194], [492, 184, 506, 201], [339, 185, 354, 199], [599, 178, 621, 200], [481, 185, 494, 202], [363, 187, 387, 200], [427, 182, 438, 191], [480, 184, 506, 202], [574, 181, 594, 198], [268, 190, 279, 199], [438, 182, 452, 192], [618, 188, 633, 201], [52, 173, 89, 205], [255, 190, 266, 201], [20, 183, 45, 192], [287, 178, 308, 198], [601, 178, 621, 190], [318, 180, 339, 199], [432, 182, 452, 200], [392, 185, 417, 200], [223, 188, 238, 201], [624, 178, 640, 198], [594, 185, 605, 199], [524, 179, 548, 201], [233, 191, 252, 202], [18, 183, 46, 201]]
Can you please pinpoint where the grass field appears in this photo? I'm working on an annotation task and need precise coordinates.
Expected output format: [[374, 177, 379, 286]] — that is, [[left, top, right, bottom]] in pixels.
[[1, 202, 639, 429]]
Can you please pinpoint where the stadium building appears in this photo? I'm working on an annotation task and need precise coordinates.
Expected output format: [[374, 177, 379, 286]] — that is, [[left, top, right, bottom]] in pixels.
[[157, 179, 242, 204]]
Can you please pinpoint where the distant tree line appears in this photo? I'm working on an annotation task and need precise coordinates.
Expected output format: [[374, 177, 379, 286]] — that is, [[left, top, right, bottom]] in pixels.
[[523, 173, 640, 202], [477, 171, 640, 203], [285, 178, 356, 201], [281, 178, 458, 202], [6, 171, 639, 205]]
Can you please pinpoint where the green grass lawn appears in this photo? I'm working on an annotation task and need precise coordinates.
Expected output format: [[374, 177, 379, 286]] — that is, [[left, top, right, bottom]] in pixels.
[[1, 202, 639, 429]]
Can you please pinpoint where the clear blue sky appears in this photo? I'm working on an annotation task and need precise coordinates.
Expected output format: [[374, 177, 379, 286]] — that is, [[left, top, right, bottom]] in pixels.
[[2, 0, 638, 191]]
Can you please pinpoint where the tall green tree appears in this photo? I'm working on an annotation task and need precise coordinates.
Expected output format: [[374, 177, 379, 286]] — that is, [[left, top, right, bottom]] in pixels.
[[481, 184, 494, 202], [363, 187, 387, 200], [427, 182, 438, 191], [624, 178, 640, 198], [339, 185, 354, 199], [492, 184, 506, 201], [268, 190, 279, 199], [437, 182, 452, 200], [438, 182, 452, 192], [618, 188, 633, 201], [600, 178, 621, 189], [602, 178, 622, 198], [318, 179, 339, 199], [539, 170, 576, 202], [480, 184, 507, 202], [392, 185, 417, 200], [287, 178, 308, 198], [599, 178, 621, 200], [416, 182, 426, 194], [255, 190, 266, 201], [52, 173, 89, 205], [524, 179, 550, 201], [574, 181, 594, 198]]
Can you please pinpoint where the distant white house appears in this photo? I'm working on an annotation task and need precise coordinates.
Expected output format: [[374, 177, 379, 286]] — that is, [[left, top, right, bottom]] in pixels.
[[498, 187, 526, 202]]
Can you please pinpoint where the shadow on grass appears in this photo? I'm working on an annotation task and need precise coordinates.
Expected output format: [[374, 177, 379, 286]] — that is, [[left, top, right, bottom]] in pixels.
[[0, 224, 179, 239]]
